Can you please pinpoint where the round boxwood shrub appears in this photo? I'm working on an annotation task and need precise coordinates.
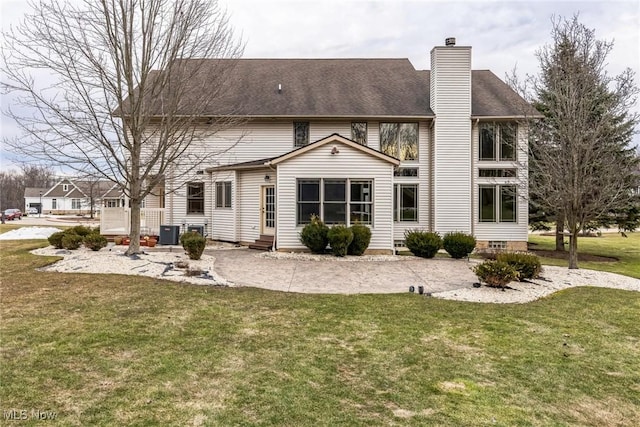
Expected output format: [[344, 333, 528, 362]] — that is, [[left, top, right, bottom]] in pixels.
[[496, 252, 542, 281], [443, 231, 477, 259], [180, 231, 201, 249], [473, 260, 519, 288], [84, 233, 108, 251], [327, 225, 353, 257], [183, 234, 206, 260], [48, 231, 67, 249], [69, 225, 93, 237], [404, 230, 442, 258], [61, 233, 83, 250], [299, 215, 329, 254], [347, 224, 371, 256]]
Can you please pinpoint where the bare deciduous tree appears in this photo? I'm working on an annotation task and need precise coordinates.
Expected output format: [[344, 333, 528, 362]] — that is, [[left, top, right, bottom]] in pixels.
[[2, 0, 244, 254], [529, 16, 639, 268]]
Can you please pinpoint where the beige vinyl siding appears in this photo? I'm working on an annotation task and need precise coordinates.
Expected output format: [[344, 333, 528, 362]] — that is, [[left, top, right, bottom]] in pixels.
[[237, 169, 270, 244], [309, 122, 351, 142], [211, 171, 236, 241], [473, 122, 529, 241], [276, 141, 394, 251], [430, 46, 472, 234]]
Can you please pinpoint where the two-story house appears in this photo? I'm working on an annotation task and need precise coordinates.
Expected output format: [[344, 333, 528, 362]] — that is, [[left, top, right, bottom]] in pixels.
[[102, 38, 538, 253]]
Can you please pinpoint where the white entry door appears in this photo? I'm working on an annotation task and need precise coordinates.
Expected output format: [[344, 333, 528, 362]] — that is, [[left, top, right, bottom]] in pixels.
[[261, 185, 275, 235]]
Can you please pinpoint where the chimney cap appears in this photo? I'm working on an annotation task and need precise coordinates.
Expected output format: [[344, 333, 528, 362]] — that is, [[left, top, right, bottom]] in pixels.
[[445, 37, 456, 46]]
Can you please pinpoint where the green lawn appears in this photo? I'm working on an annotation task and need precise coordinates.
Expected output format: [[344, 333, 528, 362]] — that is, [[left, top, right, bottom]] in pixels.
[[528, 232, 640, 279], [1, 238, 639, 426]]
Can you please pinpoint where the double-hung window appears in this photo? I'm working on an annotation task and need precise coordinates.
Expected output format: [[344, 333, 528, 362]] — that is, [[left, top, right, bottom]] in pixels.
[[297, 178, 374, 225], [380, 123, 418, 161], [215, 181, 231, 209], [187, 182, 205, 214], [71, 199, 81, 209], [294, 122, 309, 147], [479, 185, 517, 223], [351, 122, 367, 145], [479, 123, 517, 161], [394, 184, 418, 222]]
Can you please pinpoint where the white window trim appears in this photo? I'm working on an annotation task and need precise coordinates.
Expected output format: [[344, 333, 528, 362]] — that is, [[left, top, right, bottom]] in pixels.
[[296, 178, 374, 226]]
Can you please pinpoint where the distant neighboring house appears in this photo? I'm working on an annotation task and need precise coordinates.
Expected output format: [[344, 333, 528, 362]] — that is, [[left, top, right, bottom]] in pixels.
[[24, 178, 114, 215], [23, 187, 49, 213], [103, 38, 540, 253]]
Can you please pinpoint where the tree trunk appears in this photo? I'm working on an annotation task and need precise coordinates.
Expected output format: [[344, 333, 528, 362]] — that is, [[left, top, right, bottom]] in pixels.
[[555, 218, 565, 251], [568, 228, 579, 269], [126, 199, 141, 255]]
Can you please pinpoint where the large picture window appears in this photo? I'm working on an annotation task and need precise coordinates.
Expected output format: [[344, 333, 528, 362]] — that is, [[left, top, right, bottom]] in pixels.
[[479, 123, 517, 161], [479, 185, 517, 223], [394, 184, 418, 222], [187, 182, 205, 214], [380, 123, 418, 161], [297, 179, 373, 225], [71, 199, 81, 210], [215, 181, 231, 209]]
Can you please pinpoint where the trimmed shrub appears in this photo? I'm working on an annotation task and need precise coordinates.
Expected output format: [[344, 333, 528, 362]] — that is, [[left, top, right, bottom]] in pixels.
[[496, 252, 542, 281], [404, 230, 442, 258], [180, 231, 201, 249], [84, 233, 108, 251], [69, 225, 93, 237], [61, 233, 83, 250], [48, 231, 67, 249], [347, 224, 371, 256], [299, 215, 329, 254], [443, 231, 477, 259], [473, 260, 519, 288], [327, 225, 353, 257], [183, 234, 206, 260]]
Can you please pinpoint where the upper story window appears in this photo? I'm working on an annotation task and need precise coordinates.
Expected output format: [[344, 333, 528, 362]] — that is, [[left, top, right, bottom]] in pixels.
[[380, 123, 418, 161], [294, 122, 309, 147], [62, 184, 69, 192], [351, 122, 367, 145], [479, 123, 517, 161], [187, 182, 205, 214]]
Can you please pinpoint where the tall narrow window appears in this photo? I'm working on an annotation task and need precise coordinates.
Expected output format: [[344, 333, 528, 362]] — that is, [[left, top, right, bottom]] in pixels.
[[479, 185, 496, 222], [62, 184, 69, 192], [324, 179, 346, 224], [500, 185, 517, 222], [215, 182, 231, 209], [394, 184, 418, 222], [297, 180, 320, 224], [294, 122, 309, 147], [188, 182, 205, 213], [380, 123, 418, 160], [351, 122, 367, 145], [350, 180, 373, 224], [52, 198, 57, 209], [479, 124, 496, 161], [499, 124, 516, 161]]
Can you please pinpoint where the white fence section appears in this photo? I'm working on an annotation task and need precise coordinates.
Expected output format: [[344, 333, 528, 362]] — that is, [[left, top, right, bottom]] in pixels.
[[100, 207, 165, 236]]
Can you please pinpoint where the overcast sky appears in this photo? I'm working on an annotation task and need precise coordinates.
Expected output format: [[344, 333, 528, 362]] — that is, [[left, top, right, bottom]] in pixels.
[[1, 0, 639, 168]]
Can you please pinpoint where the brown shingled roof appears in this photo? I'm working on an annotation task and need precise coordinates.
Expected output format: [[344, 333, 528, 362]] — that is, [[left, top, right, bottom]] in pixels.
[[130, 58, 536, 119]]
